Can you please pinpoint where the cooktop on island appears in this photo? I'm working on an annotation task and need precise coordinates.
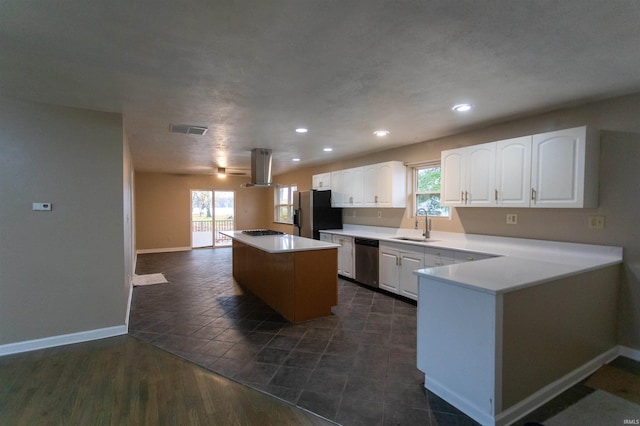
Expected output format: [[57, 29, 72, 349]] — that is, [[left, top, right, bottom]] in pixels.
[[241, 229, 285, 236]]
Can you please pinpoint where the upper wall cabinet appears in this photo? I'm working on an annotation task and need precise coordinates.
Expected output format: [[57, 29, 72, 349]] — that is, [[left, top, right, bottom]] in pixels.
[[331, 161, 406, 208], [312, 172, 331, 191], [495, 136, 532, 208], [442, 143, 496, 207], [442, 126, 599, 208], [530, 126, 599, 208], [364, 161, 407, 208]]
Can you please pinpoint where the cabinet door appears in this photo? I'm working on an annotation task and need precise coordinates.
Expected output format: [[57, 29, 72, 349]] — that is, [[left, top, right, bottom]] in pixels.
[[441, 149, 466, 206], [531, 127, 588, 208], [341, 237, 354, 278], [379, 249, 400, 293], [312, 173, 331, 191], [331, 171, 343, 207], [332, 235, 343, 275], [399, 251, 424, 300], [495, 136, 532, 207], [351, 167, 364, 207], [363, 165, 378, 206], [466, 143, 496, 206]]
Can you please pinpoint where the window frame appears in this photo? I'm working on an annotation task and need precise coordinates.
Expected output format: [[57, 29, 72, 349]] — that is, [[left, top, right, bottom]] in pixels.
[[413, 161, 450, 219], [274, 184, 297, 224]]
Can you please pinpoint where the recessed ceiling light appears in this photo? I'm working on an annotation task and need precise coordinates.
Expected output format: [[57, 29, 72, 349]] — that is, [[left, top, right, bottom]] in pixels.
[[295, 128, 308, 133], [323, 147, 333, 152], [373, 130, 390, 137], [452, 103, 473, 112], [292, 158, 301, 162]]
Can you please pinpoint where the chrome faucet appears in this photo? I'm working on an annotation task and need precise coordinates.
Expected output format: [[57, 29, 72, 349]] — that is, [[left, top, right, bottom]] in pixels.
[[416, 208, 431, 240]]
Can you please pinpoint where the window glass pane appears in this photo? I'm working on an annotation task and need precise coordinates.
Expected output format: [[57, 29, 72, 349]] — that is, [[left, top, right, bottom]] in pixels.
[[279, 187, 289, 204], [277, 206, 291, 222], [416, 194, 449, 217], [417, 167, 442, 192]]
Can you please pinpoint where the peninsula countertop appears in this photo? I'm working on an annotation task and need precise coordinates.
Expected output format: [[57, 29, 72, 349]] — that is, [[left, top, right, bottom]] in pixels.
[[221, 230, 340, 254], [318, 225, 623, 294]]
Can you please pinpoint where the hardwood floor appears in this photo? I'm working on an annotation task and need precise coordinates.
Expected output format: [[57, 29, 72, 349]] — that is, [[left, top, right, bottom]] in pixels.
[[0, 335, 334, 425]]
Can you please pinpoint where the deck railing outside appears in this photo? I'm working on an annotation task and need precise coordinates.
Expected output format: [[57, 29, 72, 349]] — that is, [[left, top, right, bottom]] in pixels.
[[192, 219, 233, 244]]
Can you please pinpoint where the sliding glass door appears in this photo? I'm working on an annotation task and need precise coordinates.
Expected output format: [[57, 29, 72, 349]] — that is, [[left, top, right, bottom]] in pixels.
[[191, 190, 234, 248]]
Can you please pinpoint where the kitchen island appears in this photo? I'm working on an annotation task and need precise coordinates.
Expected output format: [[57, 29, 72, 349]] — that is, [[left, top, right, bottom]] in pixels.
[[222, 230, 340, 323]]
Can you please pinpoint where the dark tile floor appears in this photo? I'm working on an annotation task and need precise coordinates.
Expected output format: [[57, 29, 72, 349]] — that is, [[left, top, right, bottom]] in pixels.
[[130, 248, 639, 425], [129, 248, 477, 425]]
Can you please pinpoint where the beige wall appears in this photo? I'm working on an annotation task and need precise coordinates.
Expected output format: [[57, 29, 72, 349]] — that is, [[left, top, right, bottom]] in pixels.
[[0, 97, 131, 344], [135, 172, 271, 250], [273, 92, 640, 350]]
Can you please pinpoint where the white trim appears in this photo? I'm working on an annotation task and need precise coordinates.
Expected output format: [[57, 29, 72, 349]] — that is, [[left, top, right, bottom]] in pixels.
[[125, 279, 134, 330], [495, 346, 619, 426], [136, 246, 191, 254], [619, 345, 640, 361], [424, 376, 495, 426], [0, 325, 127, 356], [424, 345, 623, 426]]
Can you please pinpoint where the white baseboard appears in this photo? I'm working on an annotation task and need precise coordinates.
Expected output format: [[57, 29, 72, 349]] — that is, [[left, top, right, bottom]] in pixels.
[[495, 345, 619, 426], [424, 376, 495, 426], [619, 345, 640, 362], [424, 345, 627, 426], [0, 325, 127, 356], [136, 246, 191, 254]]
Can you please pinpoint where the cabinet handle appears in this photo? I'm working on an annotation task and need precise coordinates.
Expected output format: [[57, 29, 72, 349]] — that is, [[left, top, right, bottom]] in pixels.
[[374, 195, 378, 203], [495, 189, 498, 202], [461, 191, 464, 202], [531, 188, 536, 201], [464, 191, 469, 203]]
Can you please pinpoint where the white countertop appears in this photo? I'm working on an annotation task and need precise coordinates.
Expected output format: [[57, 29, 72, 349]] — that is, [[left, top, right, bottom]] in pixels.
[[319, 225, 623, 294], [222, 231, 340, 254]]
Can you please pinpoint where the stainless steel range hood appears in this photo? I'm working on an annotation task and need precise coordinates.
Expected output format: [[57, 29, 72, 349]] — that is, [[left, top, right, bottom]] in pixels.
[[241, 148, 278, 188]]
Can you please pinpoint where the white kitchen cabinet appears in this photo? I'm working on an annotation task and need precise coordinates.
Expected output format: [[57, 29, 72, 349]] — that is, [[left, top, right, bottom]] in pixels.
[[364, 161, 407, 208], [330, 170, 343, 207], [379, 242, 425, 300], [443, 126, 599, 209], [340, 167, 364, 207], [332, 235, 354, 278], [453, 250, 495, 263], [319, 232, 332, 242], [441, 144, 495, 207], [495, 136, 532, 207], [441, 149, 466, 206], [530, 126, 599, 208], [312, 173, 331, 191], [424, 247, 455, 267], [379, 249, 401, 293]]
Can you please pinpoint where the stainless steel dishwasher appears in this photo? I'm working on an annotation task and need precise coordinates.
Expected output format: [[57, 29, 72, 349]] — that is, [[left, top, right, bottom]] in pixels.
[[354, 238, 379, 288]]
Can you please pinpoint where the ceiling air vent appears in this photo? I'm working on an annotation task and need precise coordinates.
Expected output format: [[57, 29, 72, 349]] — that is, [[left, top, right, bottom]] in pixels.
[[169, 124, 208, 136]]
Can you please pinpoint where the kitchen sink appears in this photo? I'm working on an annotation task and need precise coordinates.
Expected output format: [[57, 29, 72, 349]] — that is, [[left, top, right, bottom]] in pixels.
[[392, 236, 438, 243]]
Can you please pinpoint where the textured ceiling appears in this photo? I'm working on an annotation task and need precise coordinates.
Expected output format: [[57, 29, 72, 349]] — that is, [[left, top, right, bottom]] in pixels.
[[1, 1, 640, 176]]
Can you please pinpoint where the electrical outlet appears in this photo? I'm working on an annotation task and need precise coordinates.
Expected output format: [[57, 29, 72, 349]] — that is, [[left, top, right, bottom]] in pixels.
[[506, 214, 518, 224], [588, 216, 605, 229]]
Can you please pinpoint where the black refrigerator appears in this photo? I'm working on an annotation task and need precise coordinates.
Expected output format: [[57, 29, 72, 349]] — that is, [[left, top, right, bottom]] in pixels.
[[292, 190, 342, 240]]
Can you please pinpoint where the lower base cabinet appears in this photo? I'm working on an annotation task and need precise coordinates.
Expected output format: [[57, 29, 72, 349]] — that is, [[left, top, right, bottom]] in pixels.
[[379, 242, 425, 300], [332, 235, 354, 278]]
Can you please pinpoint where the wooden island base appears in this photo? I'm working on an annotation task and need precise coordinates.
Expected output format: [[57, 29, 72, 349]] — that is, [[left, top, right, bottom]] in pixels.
[[232, 240, 338, 323]]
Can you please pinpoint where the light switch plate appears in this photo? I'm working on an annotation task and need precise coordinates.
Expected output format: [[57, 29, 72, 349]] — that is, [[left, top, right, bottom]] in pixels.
[[32, 202, 52, 211]]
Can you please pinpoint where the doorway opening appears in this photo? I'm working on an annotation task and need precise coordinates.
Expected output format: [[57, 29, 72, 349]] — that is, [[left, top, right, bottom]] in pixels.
[[191, 190, 235, 248]]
